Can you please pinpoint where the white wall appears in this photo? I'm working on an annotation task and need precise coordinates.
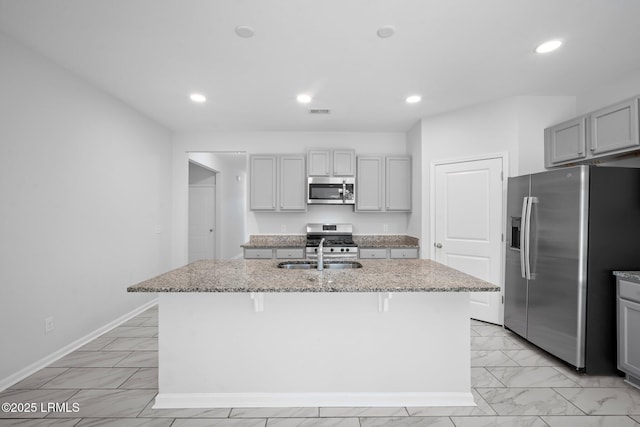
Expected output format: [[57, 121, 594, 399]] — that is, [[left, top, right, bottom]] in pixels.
[[0, 34, 172, 386], [189, 153, 247, 259], [406, 120, 422, 241], [171, 132, 407, 267]]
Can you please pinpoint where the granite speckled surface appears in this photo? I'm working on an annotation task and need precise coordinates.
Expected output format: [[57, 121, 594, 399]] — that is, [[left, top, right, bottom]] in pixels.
[[241, 235, 306, 248], [127, 259, 499, 293], [241, 234, 419, 249], [354, 235, 419, 248], [613, 271, 640, 282]]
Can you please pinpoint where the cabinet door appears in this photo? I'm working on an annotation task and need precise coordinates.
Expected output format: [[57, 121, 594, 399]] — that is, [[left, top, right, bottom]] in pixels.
[[618, 297, 640, 378], [590, 97, 640, 156], [545, 117, 587, 166], [250, 155, 277, 210], [356, 156, 383, 211], [279, 155, 306, 211], [333, 150, 356, 176], [386, 157, 411, 211], [307, 150, 330, 176]]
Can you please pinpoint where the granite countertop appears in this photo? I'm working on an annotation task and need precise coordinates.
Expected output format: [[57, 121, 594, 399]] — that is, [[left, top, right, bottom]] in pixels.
[[613, 271, 640, 282], [354, 235, 419, 248], [241, 234, 419, 249], [241, 235, 306, 248], [127, 259, 498, 293]]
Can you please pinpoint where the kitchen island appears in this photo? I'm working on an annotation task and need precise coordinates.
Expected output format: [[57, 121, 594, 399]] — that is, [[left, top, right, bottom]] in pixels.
[[128, 259, 499, 409]]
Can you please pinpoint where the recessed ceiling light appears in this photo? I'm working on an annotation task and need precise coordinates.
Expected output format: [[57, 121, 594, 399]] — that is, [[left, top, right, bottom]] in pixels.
[[296, 94, 312, 104], [535, 39, 562, 54], [190, 93, 207, 103], [406, 95, 422, 104], [377, 25, 396, 38], [235, 25, 255, 38]]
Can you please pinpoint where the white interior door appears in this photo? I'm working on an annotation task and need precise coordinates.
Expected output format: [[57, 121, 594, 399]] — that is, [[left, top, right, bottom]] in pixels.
[[434, 157, 504, 324], [188, 186, 215, 262]]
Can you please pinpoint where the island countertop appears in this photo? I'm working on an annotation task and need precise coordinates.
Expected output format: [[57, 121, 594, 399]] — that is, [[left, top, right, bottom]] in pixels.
[[127, 259, 499, 293]]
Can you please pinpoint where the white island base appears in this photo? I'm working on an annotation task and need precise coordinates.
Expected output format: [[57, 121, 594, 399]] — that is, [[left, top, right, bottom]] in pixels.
[[154, 292, 474, 408]]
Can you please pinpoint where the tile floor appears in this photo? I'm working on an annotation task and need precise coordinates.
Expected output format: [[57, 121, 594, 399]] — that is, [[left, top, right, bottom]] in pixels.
[[2, 305, 640, 426]]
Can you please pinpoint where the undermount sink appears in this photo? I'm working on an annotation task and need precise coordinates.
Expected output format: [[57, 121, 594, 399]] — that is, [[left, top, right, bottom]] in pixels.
[[277, 260, 363, 270]]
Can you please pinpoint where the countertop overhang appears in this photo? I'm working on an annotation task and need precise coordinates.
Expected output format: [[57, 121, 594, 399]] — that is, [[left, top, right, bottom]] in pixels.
[[127, 259, 499, 293]]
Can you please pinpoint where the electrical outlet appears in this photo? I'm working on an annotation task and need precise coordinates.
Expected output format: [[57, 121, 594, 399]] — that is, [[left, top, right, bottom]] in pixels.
[[44, 316, 55, 333], [383, 224, 388, 233], [281, 224, 286, 233]]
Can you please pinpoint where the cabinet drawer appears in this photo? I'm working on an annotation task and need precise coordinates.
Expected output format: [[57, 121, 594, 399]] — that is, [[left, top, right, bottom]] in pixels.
[[275, 248, 304, 259], [390, 248, 418, 259], [359, 248, 388, 259], [244, 249, 273, 259], [620, 279, 640, 303]]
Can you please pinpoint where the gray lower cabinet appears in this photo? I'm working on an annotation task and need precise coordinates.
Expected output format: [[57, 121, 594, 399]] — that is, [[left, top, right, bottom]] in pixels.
[[245, 248, 304, 259], [359, 248, 388, 259], [359, 248, 418, 259], [275, 248, 304, 259], [617, 277, 640, 388], [390, 248, 419, 259], [244, 248, 273, 259]]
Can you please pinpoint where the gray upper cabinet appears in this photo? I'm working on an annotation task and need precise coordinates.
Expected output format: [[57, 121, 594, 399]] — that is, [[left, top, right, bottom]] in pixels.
[[356, 156, 384, 211], [545, 116, 587, 167], [307, 150, 330, 176], [250, 155, 277, 210], [279, 155, 306, 211], [386, 157, 411, 211], [545, 95, 640, 167], [307, 149, 355, 176], [356, 155, 411, 212], [250, 154, 306, 212], [333, 150, 356, 176], [590, 98, 639, 156]]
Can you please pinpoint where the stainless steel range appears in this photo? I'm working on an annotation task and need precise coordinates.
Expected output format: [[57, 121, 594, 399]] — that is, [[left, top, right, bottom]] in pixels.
[[305, 223, 358, 259]]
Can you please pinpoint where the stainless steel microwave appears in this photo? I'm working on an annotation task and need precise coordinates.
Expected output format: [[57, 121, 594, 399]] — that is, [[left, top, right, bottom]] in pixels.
[[308, 177, 355, 205]]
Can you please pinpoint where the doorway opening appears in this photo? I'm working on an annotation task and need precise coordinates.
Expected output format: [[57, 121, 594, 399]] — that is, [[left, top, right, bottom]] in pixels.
[[187, 152, 247, 261]]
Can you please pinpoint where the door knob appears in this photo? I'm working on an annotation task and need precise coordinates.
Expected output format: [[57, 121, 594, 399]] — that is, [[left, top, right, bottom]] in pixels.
[[434, 243, 443, 248]]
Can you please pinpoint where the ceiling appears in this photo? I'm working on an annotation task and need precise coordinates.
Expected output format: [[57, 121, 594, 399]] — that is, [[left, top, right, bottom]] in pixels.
[[2, 0, 640, 133]]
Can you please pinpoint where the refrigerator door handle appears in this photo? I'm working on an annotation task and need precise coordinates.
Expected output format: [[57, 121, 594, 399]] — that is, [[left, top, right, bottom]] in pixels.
[[520, 197, 529, 279], [524, 196, 537, 280]]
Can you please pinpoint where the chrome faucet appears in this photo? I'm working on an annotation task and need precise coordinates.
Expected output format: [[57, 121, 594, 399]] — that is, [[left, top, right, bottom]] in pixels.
[[317, 238, 325, 271]]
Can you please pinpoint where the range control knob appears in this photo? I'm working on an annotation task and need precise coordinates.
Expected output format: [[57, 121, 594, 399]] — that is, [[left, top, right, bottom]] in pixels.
[[330, 248, 334, 252], [346, 248, 350, 252]]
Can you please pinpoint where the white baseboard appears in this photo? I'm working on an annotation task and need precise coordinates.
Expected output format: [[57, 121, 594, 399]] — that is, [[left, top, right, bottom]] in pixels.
[[0, 298, 158, 391], [153, 392, 476, 408]]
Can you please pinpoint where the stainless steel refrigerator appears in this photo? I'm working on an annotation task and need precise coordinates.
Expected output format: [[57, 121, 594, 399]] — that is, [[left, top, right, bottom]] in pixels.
[[504, 165, 640, 374]]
